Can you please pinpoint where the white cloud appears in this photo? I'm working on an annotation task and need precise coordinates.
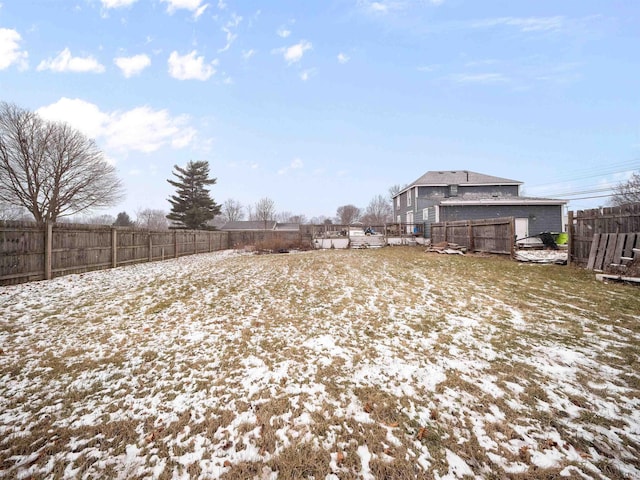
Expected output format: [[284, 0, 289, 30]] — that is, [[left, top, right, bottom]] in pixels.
[[417, 64, 439, 72], [0, 28, 28, 70], [277, 27, 291, 38], [101, 0, 138, 8], [278, 158, 304, 175], [37, 98, 108, 139], [278, 40, 312, 65], [37, 97, 198, 154], [450, 72, 509, 84], [168, 50, 217, 80], [472, 16, 565, 33], [358, 1, 404, 15], [217, 0, 226, 10], [37, 48, 105, 73], [162, 0, 209, 18], [219, 13, 242, 52], [299, 68, 316, 81], [242, 49, 256, 60], [337, 52, 350, 64], [114, 54, 151, 77]]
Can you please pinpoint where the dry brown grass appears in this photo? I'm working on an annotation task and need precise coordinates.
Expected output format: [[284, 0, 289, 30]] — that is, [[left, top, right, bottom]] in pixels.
[[1, 247, 639, 479]]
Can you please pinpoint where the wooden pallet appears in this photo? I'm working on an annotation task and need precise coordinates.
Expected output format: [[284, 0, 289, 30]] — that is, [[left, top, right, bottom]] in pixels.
[[586, 233, 640, 271]]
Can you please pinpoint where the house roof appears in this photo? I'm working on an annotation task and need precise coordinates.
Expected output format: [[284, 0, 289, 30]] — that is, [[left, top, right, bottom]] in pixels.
[[220, 221, 277, 230], [396, 170, 522, 197], [274, 223, 300, 231]]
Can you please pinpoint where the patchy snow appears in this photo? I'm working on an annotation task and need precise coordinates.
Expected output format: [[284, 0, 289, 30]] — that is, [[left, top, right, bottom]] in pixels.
[[1, 249, 639, 479]]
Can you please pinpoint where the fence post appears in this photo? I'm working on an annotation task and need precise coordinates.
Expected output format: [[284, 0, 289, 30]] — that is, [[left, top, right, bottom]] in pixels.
[[467, 221, 474, 252], [148, 233, 153, 262], [509, 218, 515, 257], [111, 227, 118, 268], [444, 222, 448, 243], [174, 230, 178, 258], [44, 221, 53, 280], [567, 210, 574, 266]]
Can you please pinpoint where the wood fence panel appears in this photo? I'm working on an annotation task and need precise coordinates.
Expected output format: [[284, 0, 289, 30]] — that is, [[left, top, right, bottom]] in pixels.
[[52, 225, 113, 276], [586, 232, 639, 271], [569, 203, 640, 266], [1, 221, 231, 286], [431, 218, 514, 255], [0, 222, 46, 283]]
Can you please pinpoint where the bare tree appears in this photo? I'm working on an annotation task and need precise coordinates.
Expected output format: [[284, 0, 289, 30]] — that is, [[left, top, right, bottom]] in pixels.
[[246, 204, 255, 221], [610, 171, 640, 206], [388, 184, 403, 199], [277, 211, 293, 222], [362, 194, 393, 224], [84, 214, 116, 225], [310, 215, 332, 225], [254, 197, 276, 228], [336, 204, 361, 225], [277, 211, 307, 223], [222, 198, 244, 223], [0, 102, 125, 224], [0, 201, 29, 221], [136, 208, 169, 230], [289, 214, 307, 224]]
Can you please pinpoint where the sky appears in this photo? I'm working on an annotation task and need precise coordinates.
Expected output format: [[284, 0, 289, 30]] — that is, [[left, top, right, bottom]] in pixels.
[[1, 0, 639, 221]]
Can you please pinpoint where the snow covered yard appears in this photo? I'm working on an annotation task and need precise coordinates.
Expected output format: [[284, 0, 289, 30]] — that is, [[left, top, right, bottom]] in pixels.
[[1, 248, 639, 480]]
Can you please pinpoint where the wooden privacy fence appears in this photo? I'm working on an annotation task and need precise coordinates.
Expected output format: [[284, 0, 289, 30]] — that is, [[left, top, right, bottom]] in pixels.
[[585, 233, 639, 271], [568, 204, 640, 267], [431, 217, 515, 255], [1, 221, 229, 286]]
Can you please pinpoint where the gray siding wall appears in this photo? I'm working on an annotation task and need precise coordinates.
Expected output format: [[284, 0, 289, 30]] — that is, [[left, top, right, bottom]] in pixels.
[[440, 205, 564, 234], [417, 184, 519, 199]]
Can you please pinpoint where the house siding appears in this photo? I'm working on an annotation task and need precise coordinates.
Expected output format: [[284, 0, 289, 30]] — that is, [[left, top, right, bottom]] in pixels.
[[440, 205, 563, 235]]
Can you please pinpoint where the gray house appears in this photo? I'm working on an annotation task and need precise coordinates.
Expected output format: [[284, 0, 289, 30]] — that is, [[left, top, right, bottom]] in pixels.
[[392, 170, 567, 240]]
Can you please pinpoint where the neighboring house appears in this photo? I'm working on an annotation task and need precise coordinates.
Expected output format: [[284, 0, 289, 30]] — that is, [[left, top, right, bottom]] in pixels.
[[392, 170, 567, 239], [220, 221, 300, 231]]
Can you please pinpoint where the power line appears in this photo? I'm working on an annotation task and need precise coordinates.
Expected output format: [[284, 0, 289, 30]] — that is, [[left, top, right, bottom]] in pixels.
[[526, 159, 640, 190]]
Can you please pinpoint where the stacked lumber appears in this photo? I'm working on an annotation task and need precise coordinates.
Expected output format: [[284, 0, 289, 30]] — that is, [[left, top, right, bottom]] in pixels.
[[426, 241, 466, 255]]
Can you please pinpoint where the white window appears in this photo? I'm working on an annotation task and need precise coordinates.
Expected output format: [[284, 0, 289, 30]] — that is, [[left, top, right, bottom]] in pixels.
[[396, 196, 400, 208], [407, 190, 412, 207]]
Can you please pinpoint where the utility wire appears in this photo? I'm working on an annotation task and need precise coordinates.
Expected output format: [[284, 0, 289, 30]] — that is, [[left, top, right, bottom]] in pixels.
[[526, 159, 639, 190]]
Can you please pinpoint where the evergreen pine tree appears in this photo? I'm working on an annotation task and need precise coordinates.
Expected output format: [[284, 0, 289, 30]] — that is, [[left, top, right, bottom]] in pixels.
[[166, 161, 221, 229], [113, 211, 134, 227]]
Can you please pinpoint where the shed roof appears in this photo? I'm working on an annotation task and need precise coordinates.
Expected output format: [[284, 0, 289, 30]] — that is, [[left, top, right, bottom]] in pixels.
[[274, 223, 301, 231]]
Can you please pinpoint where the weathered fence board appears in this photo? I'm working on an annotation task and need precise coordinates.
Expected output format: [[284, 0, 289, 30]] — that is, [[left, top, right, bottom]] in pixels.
[[431, 218, 515, 255], [569, 203, 640, 267], [586, 232, 639, 271], [0, 221, 230, 286]]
